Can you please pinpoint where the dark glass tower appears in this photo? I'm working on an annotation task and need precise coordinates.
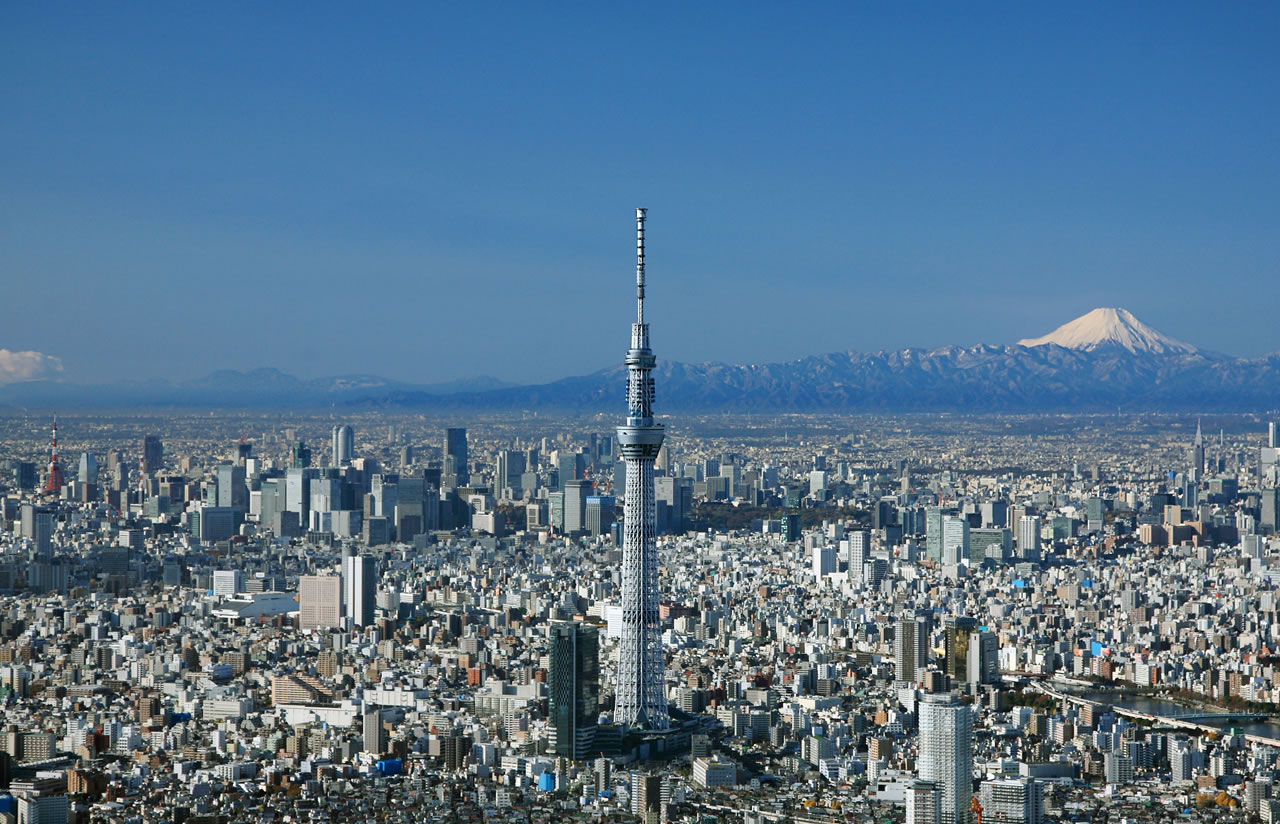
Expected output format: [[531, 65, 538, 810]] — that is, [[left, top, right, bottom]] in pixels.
[[549, 621, 599, 759]]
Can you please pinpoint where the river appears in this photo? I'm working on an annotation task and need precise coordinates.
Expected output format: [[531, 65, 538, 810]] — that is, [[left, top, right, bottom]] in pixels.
[[1079, 691, 1280, 740]]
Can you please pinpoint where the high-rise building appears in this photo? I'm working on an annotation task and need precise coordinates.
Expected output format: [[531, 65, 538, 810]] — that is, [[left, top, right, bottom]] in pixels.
[[291, 440, 312, 469], [614, 208, 669, 732], [77, 452, 97, 485], [21, 505, 53, 562], [444, 428, 468, 486], [548, 622, 599, 760], [216, 464, 248, 510], [941, 515, 970, 565], [342, 548, 377, 629], [846, 529, 871, 580], [895, 611, 930, 685], [1016, 515, 1041, 561], [918, 693, 974, 824], [563, 479, 592, 535], [299, 574, 342, 630], [332, 425, 355, 467], [363, 708, 385, 756], [142, 435, 164, 475], [943, 616, 978, 684]]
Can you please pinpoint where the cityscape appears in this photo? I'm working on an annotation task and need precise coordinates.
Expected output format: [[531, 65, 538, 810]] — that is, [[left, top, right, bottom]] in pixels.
[[5, 5, 1280, 824]]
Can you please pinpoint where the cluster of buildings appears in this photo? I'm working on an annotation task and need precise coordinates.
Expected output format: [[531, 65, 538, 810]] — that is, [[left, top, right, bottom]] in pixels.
[[1, 216, 1280, 823]]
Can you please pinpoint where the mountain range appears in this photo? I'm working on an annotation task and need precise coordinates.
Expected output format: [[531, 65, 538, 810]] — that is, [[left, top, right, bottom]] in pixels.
[[3, 308, 1279, 412]]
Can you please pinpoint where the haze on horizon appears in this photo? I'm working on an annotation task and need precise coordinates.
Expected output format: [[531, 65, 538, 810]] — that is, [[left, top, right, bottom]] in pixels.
[[3, 3, 1279, 387]]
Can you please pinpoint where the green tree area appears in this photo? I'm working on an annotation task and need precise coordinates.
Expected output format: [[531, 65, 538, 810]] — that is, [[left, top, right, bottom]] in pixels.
[[690, 503, 868, 533], [1006, 690, 1058, 712]]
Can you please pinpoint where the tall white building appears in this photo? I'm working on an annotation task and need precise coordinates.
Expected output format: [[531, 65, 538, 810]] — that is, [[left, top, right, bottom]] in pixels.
[[918, 693, 973, 824], [1017, 516, 1041, 560], [941, 516, 970, 566], [846, 529, 871, 581], [342, 549, 377, 629]]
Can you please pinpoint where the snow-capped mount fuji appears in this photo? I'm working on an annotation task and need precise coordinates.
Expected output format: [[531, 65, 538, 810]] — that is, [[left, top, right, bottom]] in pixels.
[[1017, 307, 1199, 355]]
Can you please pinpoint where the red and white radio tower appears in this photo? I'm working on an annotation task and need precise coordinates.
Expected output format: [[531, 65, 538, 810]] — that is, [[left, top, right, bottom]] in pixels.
[[43, 414, 64, 495]]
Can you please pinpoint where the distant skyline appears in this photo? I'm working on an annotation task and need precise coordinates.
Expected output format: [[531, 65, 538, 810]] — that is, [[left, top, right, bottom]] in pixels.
[[4, 4, 1279, 386]]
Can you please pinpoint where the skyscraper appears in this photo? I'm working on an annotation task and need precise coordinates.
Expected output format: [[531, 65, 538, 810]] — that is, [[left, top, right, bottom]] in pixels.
[[943, 616, 978, 684], [142, 435, 164, 475], [332, 424, 355, 467], [895, 611, 930, 685], [444, 428, 468, 486], [614, 208, 668, 732], [918, 693, 974, 824], [548, 621, 599, 760], [298, 574, 342, 630], [342, 548, 377, 629]]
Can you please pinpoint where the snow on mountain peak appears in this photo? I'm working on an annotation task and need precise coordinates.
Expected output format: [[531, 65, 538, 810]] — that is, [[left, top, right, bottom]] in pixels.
[[1017, 307, 1198, 355]]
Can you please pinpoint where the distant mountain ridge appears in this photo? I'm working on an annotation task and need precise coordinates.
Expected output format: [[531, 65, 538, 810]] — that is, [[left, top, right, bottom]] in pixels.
[[3, 309, 1278, 412]]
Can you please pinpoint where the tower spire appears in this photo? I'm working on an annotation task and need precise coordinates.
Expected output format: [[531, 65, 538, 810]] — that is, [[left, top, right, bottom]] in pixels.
[[636, 207, 646, 325], [43, 413, 63, 495], [615, 208, 668, 732]]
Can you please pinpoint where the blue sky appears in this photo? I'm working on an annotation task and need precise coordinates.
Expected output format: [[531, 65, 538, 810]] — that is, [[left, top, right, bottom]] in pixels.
[[3, 3, 1278, 384]]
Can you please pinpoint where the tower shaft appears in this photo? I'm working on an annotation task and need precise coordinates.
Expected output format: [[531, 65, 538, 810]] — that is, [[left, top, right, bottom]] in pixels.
[[614, 208, 668, 731]]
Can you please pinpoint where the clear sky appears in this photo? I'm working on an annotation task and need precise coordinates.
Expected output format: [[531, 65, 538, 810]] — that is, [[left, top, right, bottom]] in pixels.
[[3, 3, 1279, 385]]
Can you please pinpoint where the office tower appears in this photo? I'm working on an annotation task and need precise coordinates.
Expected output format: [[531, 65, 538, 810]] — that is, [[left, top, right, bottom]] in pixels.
[[495, 449, 526, 496], [444, 428, 468, 486], [291, 440, 312, 469], [216, 464, 248, 510], [918, 693, 973, 824], [363, 708, 385, 756], [43, 415, 63, 495], [941, 516, 970, 565], [614, 208, 669, 732], [925, 507, 946, 560], [77, 452, 97, 485], [142, 435, 164, 475], [332, 425, 355, 467], [812, 544, 837, 579], [943, 616, 978, 684], [548, 622, 599, 760], [1016, 516, 1041, 560], [1270, 422, 1278, 449], [1189, 419, 1205, 476], [299, 574, 342, 629], [584, 495, 615, 537], [968, 631, 998, 685], [342, 548, 377, 629], [14, 461, 37, 490], [563, 479, 591, 535], [21, 505, 53, 562], [1262, 488, 1280, 532], [895, 611, 930, 685]]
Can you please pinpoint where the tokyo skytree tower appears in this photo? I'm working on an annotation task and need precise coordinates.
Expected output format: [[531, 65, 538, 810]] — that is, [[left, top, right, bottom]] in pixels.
[[613, 208, 669, 731]]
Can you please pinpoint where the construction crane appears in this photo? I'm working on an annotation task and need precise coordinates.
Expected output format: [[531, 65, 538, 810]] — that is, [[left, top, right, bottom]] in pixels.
[[971, 795, 983, 824]]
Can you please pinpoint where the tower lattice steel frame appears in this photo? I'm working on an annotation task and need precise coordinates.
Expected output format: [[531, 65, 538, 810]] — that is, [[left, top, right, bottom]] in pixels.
[[614, 207, 668, 731]]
